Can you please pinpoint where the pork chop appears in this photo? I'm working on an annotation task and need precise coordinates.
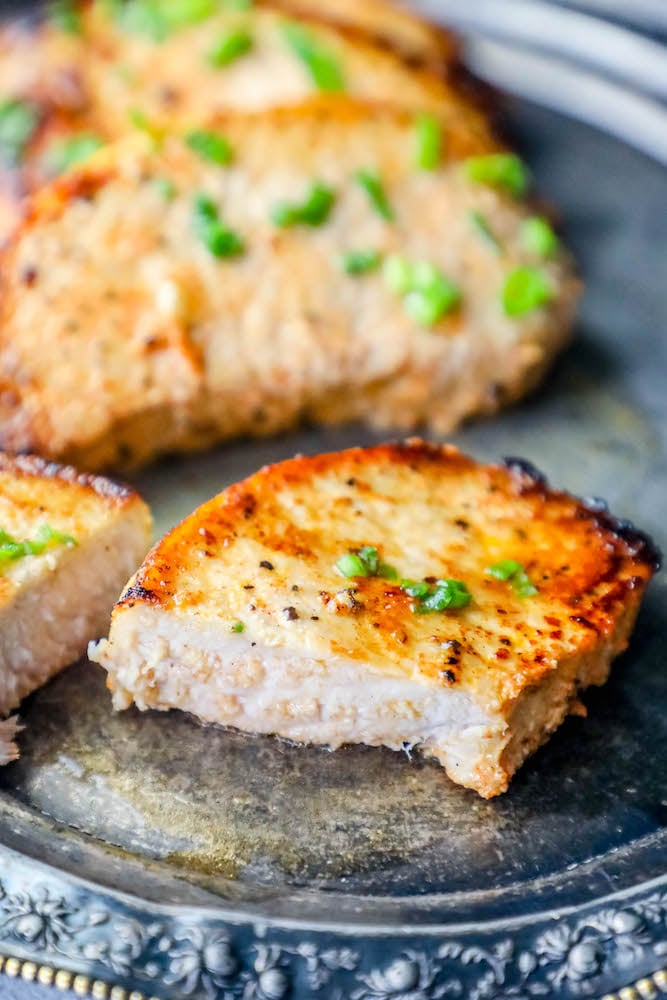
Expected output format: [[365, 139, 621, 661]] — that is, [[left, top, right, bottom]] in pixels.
[[0, 99, 579, 470], [0, 452, 151, 734], [90, 441, 659, 798], [0, 0, 471, 236]]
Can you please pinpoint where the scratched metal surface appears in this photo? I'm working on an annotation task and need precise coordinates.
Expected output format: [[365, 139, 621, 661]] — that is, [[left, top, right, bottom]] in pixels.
[[0, 103, 666, 976]]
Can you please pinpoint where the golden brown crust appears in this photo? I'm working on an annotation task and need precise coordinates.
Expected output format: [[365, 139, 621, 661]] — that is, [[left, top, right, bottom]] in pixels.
[[0, 451, 139, 506], [0, 0, 485, 237], [118, 441, 657, 710], [0, 98, 576, 470]]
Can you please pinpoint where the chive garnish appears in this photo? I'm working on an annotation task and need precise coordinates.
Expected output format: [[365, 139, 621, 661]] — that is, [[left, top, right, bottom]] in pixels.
[[383, 255, 414, 296], [469, 210, 501, 252], [0, 100, 39, 166], [464, 153, 529, 197], [271, 180, 335, 228], [404, 277, 460, 327], [502, 266, 552, 317], [231, 621, 245, 633], [112, 0, 219, 41], [42, 134, 105, 175], [0, 524, 77, 569], [521, 216, 559, 258], [208, 29, 253, 67], [336, 546, 398, 581], [383, 255, 461, 326], [407, 578, 472, 614], [355, 169, 394, 221], [193, 194, 244, 257], [49, 0, 82, 34], [414, 113, 443, 170], [334, 547, 474, 614], [339, 250, 382, 275], [111, 0, 171, 40], [186, 129, 233, 165], [486, 560, 538, 598], [282, 22, 345, 92]]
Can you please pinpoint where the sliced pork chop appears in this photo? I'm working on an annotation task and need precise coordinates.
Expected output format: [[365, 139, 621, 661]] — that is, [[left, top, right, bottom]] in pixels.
[[90, 441, 659, 798], [0, 453, 151, 729], [0, 99, 579, 470], [0, 0, 472, 236]]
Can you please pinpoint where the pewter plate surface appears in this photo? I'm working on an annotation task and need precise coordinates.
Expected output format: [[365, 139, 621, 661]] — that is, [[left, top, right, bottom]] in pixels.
[[0, 65, 666, 973]]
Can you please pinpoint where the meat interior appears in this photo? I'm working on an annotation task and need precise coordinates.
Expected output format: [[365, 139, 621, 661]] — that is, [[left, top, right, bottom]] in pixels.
[[91, 605, 512, 793]]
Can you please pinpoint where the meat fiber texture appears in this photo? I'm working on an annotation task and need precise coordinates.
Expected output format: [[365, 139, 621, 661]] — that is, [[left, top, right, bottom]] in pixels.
[[90, 441, 659, 797], [0, 452, 152, 759]]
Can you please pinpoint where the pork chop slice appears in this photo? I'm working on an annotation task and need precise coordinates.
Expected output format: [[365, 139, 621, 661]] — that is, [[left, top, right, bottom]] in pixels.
[[90, 441, 659, 798], [0, 98, 579, 470], [0, 453, 151, 732], [0, 0, 470, 237]]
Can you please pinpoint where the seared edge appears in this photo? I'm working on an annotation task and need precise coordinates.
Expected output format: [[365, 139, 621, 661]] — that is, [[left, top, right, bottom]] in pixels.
[[0, 450, 142, 507], [117, 438, 659, 617]]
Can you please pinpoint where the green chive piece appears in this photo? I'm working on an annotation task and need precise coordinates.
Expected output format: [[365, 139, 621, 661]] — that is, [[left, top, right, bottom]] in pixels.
[[464, 152, 529, 197], [193, 194, 245, 257], [521, 215, 560, 258], [400, 579, 431, 599], [0, 100, 39, 166], [163, 0, 219, 27], [231, 621, 245, 633], [513, 570, 538, 598], [49, 0, 82, 33], [42, 134, 105, 175], [186, 129, 233, 165], [486, 560, 537, 597], [208, 29, 253, 67], [357, 546, 380, 571], [270, 181, 335, 228], [384, 256, 461, 326], [469, 209, 501, 252], [404, 282, 460, 327], [378, 563, 399, 581], [335, 545, 398, 580], [113, 0, 170, 40], [29, 524, 78, 553], [336, 552, 370, 578], [282, 22, 345, 92], [113, 0, 218, 41], [410, 579, 472, 614], [415, 113, 443, 170], [383, 255, 413, 295], [502, 266, 552, 317], [339, 250, 382, 275], [486, 559, 522, 581], [355, 169, 394, 221], [0, 524, 76, 569], [152, 177, 178, 200]]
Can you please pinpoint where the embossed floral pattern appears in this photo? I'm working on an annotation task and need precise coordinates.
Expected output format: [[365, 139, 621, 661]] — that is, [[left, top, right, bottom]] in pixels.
[[0, 888, 75, 950], [1, 862, 667, 999]]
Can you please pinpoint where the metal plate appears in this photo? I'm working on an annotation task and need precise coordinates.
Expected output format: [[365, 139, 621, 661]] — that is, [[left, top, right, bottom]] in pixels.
[[1, 50, 667, 1000]]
